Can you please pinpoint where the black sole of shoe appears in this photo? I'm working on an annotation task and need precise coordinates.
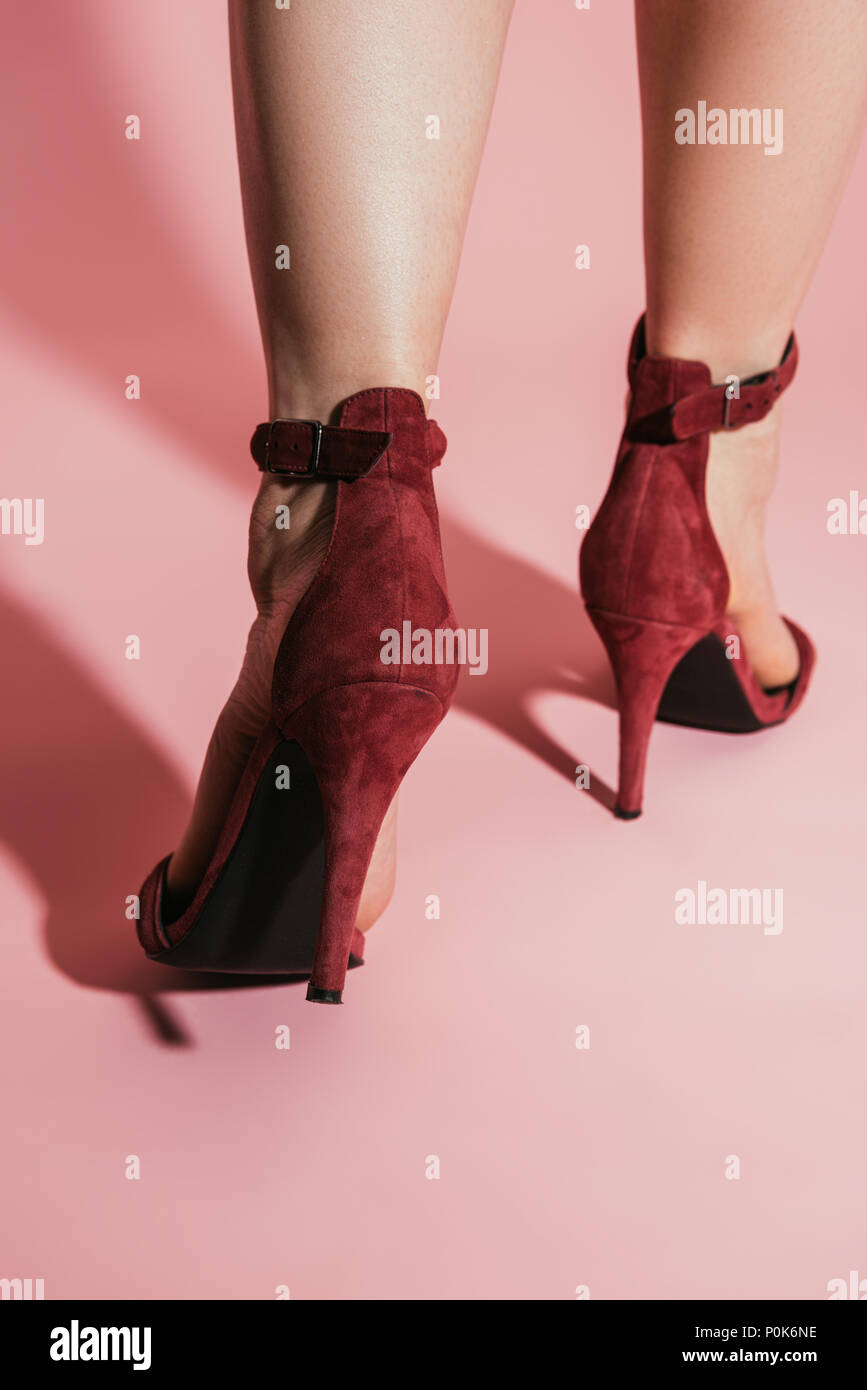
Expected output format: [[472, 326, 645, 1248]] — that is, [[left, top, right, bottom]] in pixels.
[[148, 737, 362, 976]]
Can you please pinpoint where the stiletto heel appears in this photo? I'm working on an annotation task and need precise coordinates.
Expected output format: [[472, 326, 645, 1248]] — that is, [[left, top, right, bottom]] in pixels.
[[580, 316, 815, 818], [137, 389, 458, 1001], [587, 609, 706, 818], [287, 682, 444, 1003]]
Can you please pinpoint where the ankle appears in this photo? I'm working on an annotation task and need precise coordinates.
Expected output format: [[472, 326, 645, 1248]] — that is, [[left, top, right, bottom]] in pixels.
[[644, 315, 793, 383], [251, 474, 331, 532], [267, 365, 431, 423], [247, 475, 334, 610], [707, 402, 782, 503]]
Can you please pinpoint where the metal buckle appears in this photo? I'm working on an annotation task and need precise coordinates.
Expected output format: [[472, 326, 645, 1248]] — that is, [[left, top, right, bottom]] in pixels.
[[723, 369, 775, 430], [264, 419, 323, 476], [722, 393, 734, 429]]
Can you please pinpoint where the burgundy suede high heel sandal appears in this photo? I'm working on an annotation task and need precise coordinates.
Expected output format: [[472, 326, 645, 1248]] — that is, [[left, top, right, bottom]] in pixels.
[[137, 389, 457, 1003], [580, 315, 815, 819]]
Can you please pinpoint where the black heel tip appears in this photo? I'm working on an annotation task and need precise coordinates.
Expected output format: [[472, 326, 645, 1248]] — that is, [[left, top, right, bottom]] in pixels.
[[614, 804, 642, 821], [306, 985, 343, 1005]]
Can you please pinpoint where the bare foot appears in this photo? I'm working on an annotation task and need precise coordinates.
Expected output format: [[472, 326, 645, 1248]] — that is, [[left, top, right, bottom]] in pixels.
[[705, 403, 800, 689], [164, 474, 396, 930]]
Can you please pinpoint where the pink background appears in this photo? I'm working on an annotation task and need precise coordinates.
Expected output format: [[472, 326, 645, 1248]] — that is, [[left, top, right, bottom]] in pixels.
[[1, 1, 865, 1300]]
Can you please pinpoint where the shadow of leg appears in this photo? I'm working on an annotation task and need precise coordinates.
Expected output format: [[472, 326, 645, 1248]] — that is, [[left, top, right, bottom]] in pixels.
[[0, 4, 260, 487]]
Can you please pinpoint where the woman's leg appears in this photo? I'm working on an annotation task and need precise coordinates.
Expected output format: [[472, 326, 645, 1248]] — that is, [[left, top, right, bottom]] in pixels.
[[166, 0, 514, 922], [636, 0, 867, 686]]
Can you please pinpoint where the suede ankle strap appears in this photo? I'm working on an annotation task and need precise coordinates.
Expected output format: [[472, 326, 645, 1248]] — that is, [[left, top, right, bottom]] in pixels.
[[251, 415, 447, 479], [667, 334, 798, 439], [250, 419, 393, 479], [627, 319, 799, 444]]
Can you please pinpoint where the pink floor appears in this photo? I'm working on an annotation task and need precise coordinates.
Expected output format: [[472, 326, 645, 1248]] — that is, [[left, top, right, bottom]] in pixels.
[[2, 2, 865, 1300]]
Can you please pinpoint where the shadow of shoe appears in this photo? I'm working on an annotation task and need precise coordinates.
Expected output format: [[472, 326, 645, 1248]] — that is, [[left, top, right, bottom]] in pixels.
[[0, 591, 322, 1047], [441, 514, 617, 811]]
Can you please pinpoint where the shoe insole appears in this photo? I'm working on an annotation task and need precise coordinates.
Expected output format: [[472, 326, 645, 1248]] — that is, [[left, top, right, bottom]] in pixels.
[[656, 633, 790, 734]]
